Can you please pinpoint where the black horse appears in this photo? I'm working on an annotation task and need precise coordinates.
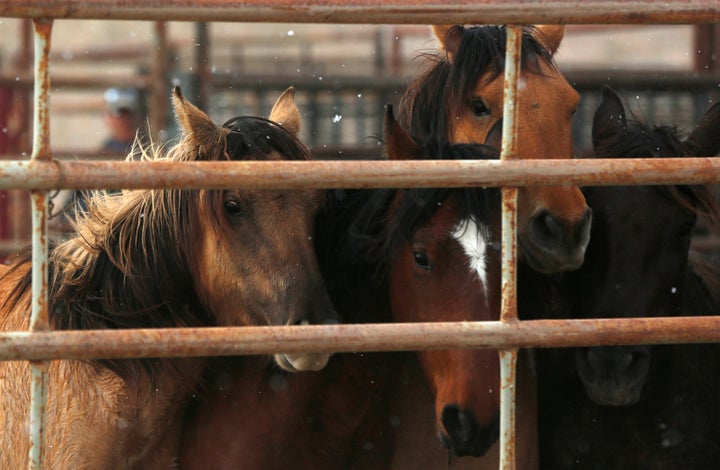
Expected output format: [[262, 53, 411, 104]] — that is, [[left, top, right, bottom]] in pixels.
[[530, 86, 720, 469]]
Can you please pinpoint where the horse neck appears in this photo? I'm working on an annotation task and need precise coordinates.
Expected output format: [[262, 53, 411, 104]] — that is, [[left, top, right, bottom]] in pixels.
[[517, 262, 573, 321], [315, 188, 393, 324]]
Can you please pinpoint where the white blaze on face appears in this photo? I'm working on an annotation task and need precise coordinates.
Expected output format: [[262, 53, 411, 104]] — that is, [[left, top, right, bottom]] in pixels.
[[452, 217, 491, 295]]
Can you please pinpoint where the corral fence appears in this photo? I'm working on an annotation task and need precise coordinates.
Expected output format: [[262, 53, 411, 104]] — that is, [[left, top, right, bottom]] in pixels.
[[1, 1, 720, 469]]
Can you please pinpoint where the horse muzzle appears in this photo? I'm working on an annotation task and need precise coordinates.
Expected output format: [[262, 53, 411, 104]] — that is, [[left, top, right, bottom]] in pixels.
[[522, 207, 592, 273], [439, 405, 499, 457], [575, 346, 651, 406]]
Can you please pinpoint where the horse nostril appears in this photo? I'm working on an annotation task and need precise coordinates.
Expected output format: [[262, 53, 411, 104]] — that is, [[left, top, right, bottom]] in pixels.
[[529, 210, 563, 250], [441, 405, 474, 445], [440, 405, 499, 456], [627, 348, 651, 375]]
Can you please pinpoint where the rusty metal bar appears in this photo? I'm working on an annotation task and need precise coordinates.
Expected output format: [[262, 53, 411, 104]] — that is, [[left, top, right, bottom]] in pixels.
[[1, 316, 720, 361], [28, 18, 52, 470], [498, 24, 522, 470], [499, 349, 518, 470], [0, 0, 718, 24], [0, 158, 719, 190], [500, 25, 521, 323]]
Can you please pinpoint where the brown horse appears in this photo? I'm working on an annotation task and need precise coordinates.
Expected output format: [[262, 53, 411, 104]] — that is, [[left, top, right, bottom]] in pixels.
[[0, 86, 336, 468], [177, 106, 535, 468], [380, 109, 537, 468], [398, 24, 591, 273]]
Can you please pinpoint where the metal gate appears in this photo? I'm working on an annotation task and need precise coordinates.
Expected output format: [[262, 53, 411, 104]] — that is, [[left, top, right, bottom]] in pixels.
[[2, 1, 720, 469]]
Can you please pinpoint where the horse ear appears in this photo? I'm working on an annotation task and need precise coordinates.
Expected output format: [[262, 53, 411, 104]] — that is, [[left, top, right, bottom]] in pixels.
[[685, 100, 720, 157], [533, 25, 565, 56], [431, 25, 463, 62], [172, 86, 221, 145], [592, 86, 628, 150], [269, 86, 301, 136], [384, 104, 422, 160]]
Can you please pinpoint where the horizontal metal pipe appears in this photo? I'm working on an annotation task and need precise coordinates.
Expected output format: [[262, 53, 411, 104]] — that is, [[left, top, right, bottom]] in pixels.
[[1, 1, 719, 24], [2, 71, 719, 94], [0, 158, 717, 190], [1, 316, 719, 362]]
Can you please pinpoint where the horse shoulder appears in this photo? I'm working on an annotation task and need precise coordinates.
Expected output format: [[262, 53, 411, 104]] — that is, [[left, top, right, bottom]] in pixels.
[[0, 358, 193, 469], [0, 263, 31, 331]]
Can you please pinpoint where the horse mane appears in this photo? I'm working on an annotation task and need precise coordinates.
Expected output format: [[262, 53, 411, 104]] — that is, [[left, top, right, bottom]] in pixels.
[[397, 25, 555, 139], [686, 249, 720, 314], [592, 116, 720, 233], [0, 115, 309, 381], [336, 140, 500, 280]]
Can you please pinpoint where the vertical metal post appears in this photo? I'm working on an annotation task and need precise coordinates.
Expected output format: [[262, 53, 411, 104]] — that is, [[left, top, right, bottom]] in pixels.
[[28, 18, 52, 470], [499, 24, 522, 470], [195, 22, 211, 112], [150, 21, 169, 142]]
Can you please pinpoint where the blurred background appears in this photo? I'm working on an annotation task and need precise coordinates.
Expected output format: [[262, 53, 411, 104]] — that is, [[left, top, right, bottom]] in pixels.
[[0, 20, 718, 253]]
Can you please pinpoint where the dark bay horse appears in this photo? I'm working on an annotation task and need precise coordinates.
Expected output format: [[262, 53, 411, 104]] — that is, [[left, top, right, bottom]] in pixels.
[[178, 107, 537, 468], [534, 86, 720, 469], [398, 24, 591, 273], [0, 86, 336, 468]]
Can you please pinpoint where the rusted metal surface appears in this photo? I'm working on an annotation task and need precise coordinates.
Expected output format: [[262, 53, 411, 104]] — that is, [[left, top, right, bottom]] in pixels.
[[30, 21, 51, 163], [500, 187, 518, 319], [498, 27, 522, 468], [2, 316, 720, 361], [0, 0, 719, 24], [28, 19, 52, 470], [500, 25, 521, 323], [0, 158, 719, 190], [499, 349, 518, 470]]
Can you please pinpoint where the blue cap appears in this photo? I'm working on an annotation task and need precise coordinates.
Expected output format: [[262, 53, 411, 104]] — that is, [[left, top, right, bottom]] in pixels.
[[104, 88, 140, 114]]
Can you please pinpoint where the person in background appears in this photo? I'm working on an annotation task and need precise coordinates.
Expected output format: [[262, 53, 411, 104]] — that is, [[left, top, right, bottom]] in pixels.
[[100, 87, 143, 156], [49, 87, 143, 233]]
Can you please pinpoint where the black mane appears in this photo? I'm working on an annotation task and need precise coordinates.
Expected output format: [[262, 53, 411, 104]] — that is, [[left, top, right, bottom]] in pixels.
[[316, 139, 499, 323], [592, 115, 720, 231]]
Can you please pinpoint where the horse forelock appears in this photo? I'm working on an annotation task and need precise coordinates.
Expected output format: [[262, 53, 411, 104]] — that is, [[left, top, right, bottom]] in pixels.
[[223, 116, 311, 162], [398, 25, 554, 139], [593, 118, 720, 231], [350, 141, 500, 277]]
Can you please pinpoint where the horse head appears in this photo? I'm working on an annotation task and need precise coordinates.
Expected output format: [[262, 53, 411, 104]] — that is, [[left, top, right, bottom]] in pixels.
[[384, 106, 503, 456], [575, 86, 720, 406], [401, 24, 591, 273], [173, 86, 338, 372]]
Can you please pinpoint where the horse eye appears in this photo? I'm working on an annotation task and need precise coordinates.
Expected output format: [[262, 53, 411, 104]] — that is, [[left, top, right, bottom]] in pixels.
[[413, 250, 432, 271], [223, 199, 244, 216], [470, 99, 490, 118]]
